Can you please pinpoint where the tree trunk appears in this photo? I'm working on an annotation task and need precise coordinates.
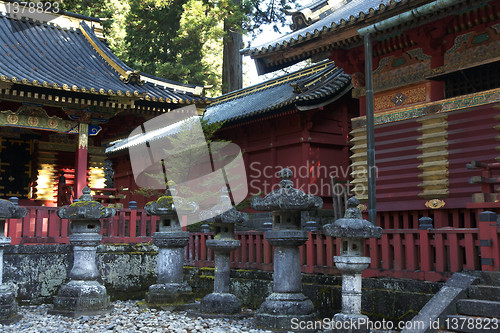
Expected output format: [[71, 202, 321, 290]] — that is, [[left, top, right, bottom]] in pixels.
[[222, 0, 243, 94]]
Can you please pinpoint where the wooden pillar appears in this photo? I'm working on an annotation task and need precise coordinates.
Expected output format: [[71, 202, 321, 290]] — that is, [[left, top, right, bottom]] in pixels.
[[75, 123, 88, 198], [301, 114, 312, 192], [478, 211, 499, 271]]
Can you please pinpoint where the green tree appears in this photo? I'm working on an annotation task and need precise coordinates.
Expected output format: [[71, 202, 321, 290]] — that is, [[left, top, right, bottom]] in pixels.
[[60, 0, 129, 58], [62, 0, 299, 95], [125, 0, 224, 95]]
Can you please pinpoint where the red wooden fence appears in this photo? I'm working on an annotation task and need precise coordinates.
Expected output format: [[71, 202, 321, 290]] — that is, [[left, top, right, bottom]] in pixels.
[[5, 207, 160, 245], [4, 207, 500, 282]]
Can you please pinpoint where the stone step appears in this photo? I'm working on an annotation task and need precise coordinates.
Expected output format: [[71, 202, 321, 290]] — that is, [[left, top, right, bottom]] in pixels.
[[444, 315, 500, 333], [468, 285, 500, 302], [456, 299, 500, 318], [480, 272, 500, 286]]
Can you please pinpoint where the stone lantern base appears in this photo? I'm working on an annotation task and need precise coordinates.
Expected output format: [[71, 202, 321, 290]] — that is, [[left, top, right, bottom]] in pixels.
[[256, 292, 316, 330], [200, 293, 242, 315], [0, 285, 21, 324], [331, 313, 370, 333], [49, 280, 112, 317], [146, 282, 194, 307]]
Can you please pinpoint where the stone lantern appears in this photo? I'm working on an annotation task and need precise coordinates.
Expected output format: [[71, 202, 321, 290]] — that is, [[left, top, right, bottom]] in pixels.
[[145, 185, 197, 307], [0, 198, 26, 324], [50, 187, 116, 317], [323, 197, 382, 332], [252, 168, 323, 330], [199, 188, 246, 315]]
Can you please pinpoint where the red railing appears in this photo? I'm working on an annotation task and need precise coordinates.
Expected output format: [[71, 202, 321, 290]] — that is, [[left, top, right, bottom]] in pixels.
[[186, 217, 499, 282], [5, 207, 500, 281], [374, 208, 495, 229], [6, 207, 160, 245]]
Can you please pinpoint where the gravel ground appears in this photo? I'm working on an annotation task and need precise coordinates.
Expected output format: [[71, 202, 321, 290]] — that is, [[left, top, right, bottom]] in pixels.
[[0, 300, 273, 333]]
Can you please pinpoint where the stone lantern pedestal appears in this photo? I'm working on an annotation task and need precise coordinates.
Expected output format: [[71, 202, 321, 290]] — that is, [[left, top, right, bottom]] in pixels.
[[145, 186, 197, 307], [252, 168, 323, 330], [50, 187, 116, 317], [257, 229, 314, 329], [0, 198, 27, 324], [199, 188, 246, 315], [201, 239, 241, 314], [324, 197, 382, 333]]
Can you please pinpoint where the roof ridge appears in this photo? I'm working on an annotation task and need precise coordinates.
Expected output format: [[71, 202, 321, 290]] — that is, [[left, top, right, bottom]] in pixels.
[[79, 21, 144, 86], [241, 0, 408, 74], [288, 0, 355, 31], [141, 73, 206, 97], [0, 1, 104, 36], [210, 60, 336, 106], [80, 21, 206, 97]]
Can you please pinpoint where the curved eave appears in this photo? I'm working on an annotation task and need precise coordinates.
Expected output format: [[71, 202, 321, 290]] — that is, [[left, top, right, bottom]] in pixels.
[[203, 60, 352, 126], [217, 80, 352, 126], [243, 0, 406, 56], [0, 73, 145, 98], [80, 21, 207, 99], [242, 0, 415, 74]]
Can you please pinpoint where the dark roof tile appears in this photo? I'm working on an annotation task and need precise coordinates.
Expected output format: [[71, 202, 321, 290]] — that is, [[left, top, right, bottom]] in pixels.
[[242, 0, 404, 57], [0, 12, 206, 104], [204, 60, 351, 125]]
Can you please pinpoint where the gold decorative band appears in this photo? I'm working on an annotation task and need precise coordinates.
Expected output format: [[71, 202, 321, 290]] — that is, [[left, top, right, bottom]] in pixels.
[[352, 87, 500, 128]]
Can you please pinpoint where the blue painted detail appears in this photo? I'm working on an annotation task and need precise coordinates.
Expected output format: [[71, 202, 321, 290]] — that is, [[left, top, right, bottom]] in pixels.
[[392, 92, 406, 106], [67, 125, 79, 134], [89, 125, 102, 136]]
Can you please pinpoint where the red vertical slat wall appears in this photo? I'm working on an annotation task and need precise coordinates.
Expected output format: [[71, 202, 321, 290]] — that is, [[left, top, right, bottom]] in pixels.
[[373, 118, 421, 209], [447, 105, 498, 207]]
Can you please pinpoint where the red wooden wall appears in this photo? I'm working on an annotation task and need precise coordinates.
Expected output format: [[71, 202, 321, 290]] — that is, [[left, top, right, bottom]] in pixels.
[[112, 95, 358, 209]]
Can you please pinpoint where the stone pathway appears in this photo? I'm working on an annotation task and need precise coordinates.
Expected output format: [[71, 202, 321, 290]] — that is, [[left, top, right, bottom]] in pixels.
[[1, 300, 272, 333]]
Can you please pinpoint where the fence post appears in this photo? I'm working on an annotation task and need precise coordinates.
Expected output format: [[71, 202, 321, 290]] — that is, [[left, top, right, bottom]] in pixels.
[[419, 217, 433, 274], [478, 211, 499, 271]]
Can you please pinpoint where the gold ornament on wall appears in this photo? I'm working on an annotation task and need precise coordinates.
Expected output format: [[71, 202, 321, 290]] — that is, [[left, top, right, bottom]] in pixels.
[[425, 199, 446, 209]]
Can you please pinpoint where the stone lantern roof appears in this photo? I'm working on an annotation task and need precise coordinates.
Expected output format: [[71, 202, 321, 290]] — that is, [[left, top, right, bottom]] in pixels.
[[145, 185, 198, 217], [0, 199, 27, 220], [251, 168, 323, 212], [324, 197, 382, 239], [200, 188, 247, 225], [57, 187, 115, 220]]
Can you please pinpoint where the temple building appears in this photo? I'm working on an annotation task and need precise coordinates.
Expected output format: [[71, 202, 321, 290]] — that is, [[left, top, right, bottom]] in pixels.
[[0, 2, 207, 206], [107, 60, 355, 209], [243, 0, 500, 226]]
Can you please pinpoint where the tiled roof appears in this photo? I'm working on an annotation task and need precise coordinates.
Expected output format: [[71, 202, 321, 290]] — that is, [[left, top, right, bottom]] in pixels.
[[242, 0, 407, 73], [243, 0, 405, 55], [106, 60, 351, 156], [203, 60, 351, 125], [0, 11, 206, 105], [288, 0, 356, 31]]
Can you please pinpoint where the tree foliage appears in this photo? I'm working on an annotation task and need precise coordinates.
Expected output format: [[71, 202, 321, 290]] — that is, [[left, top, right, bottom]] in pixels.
[[125, 0, 224, 94], [61, 0, 300, 95]]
